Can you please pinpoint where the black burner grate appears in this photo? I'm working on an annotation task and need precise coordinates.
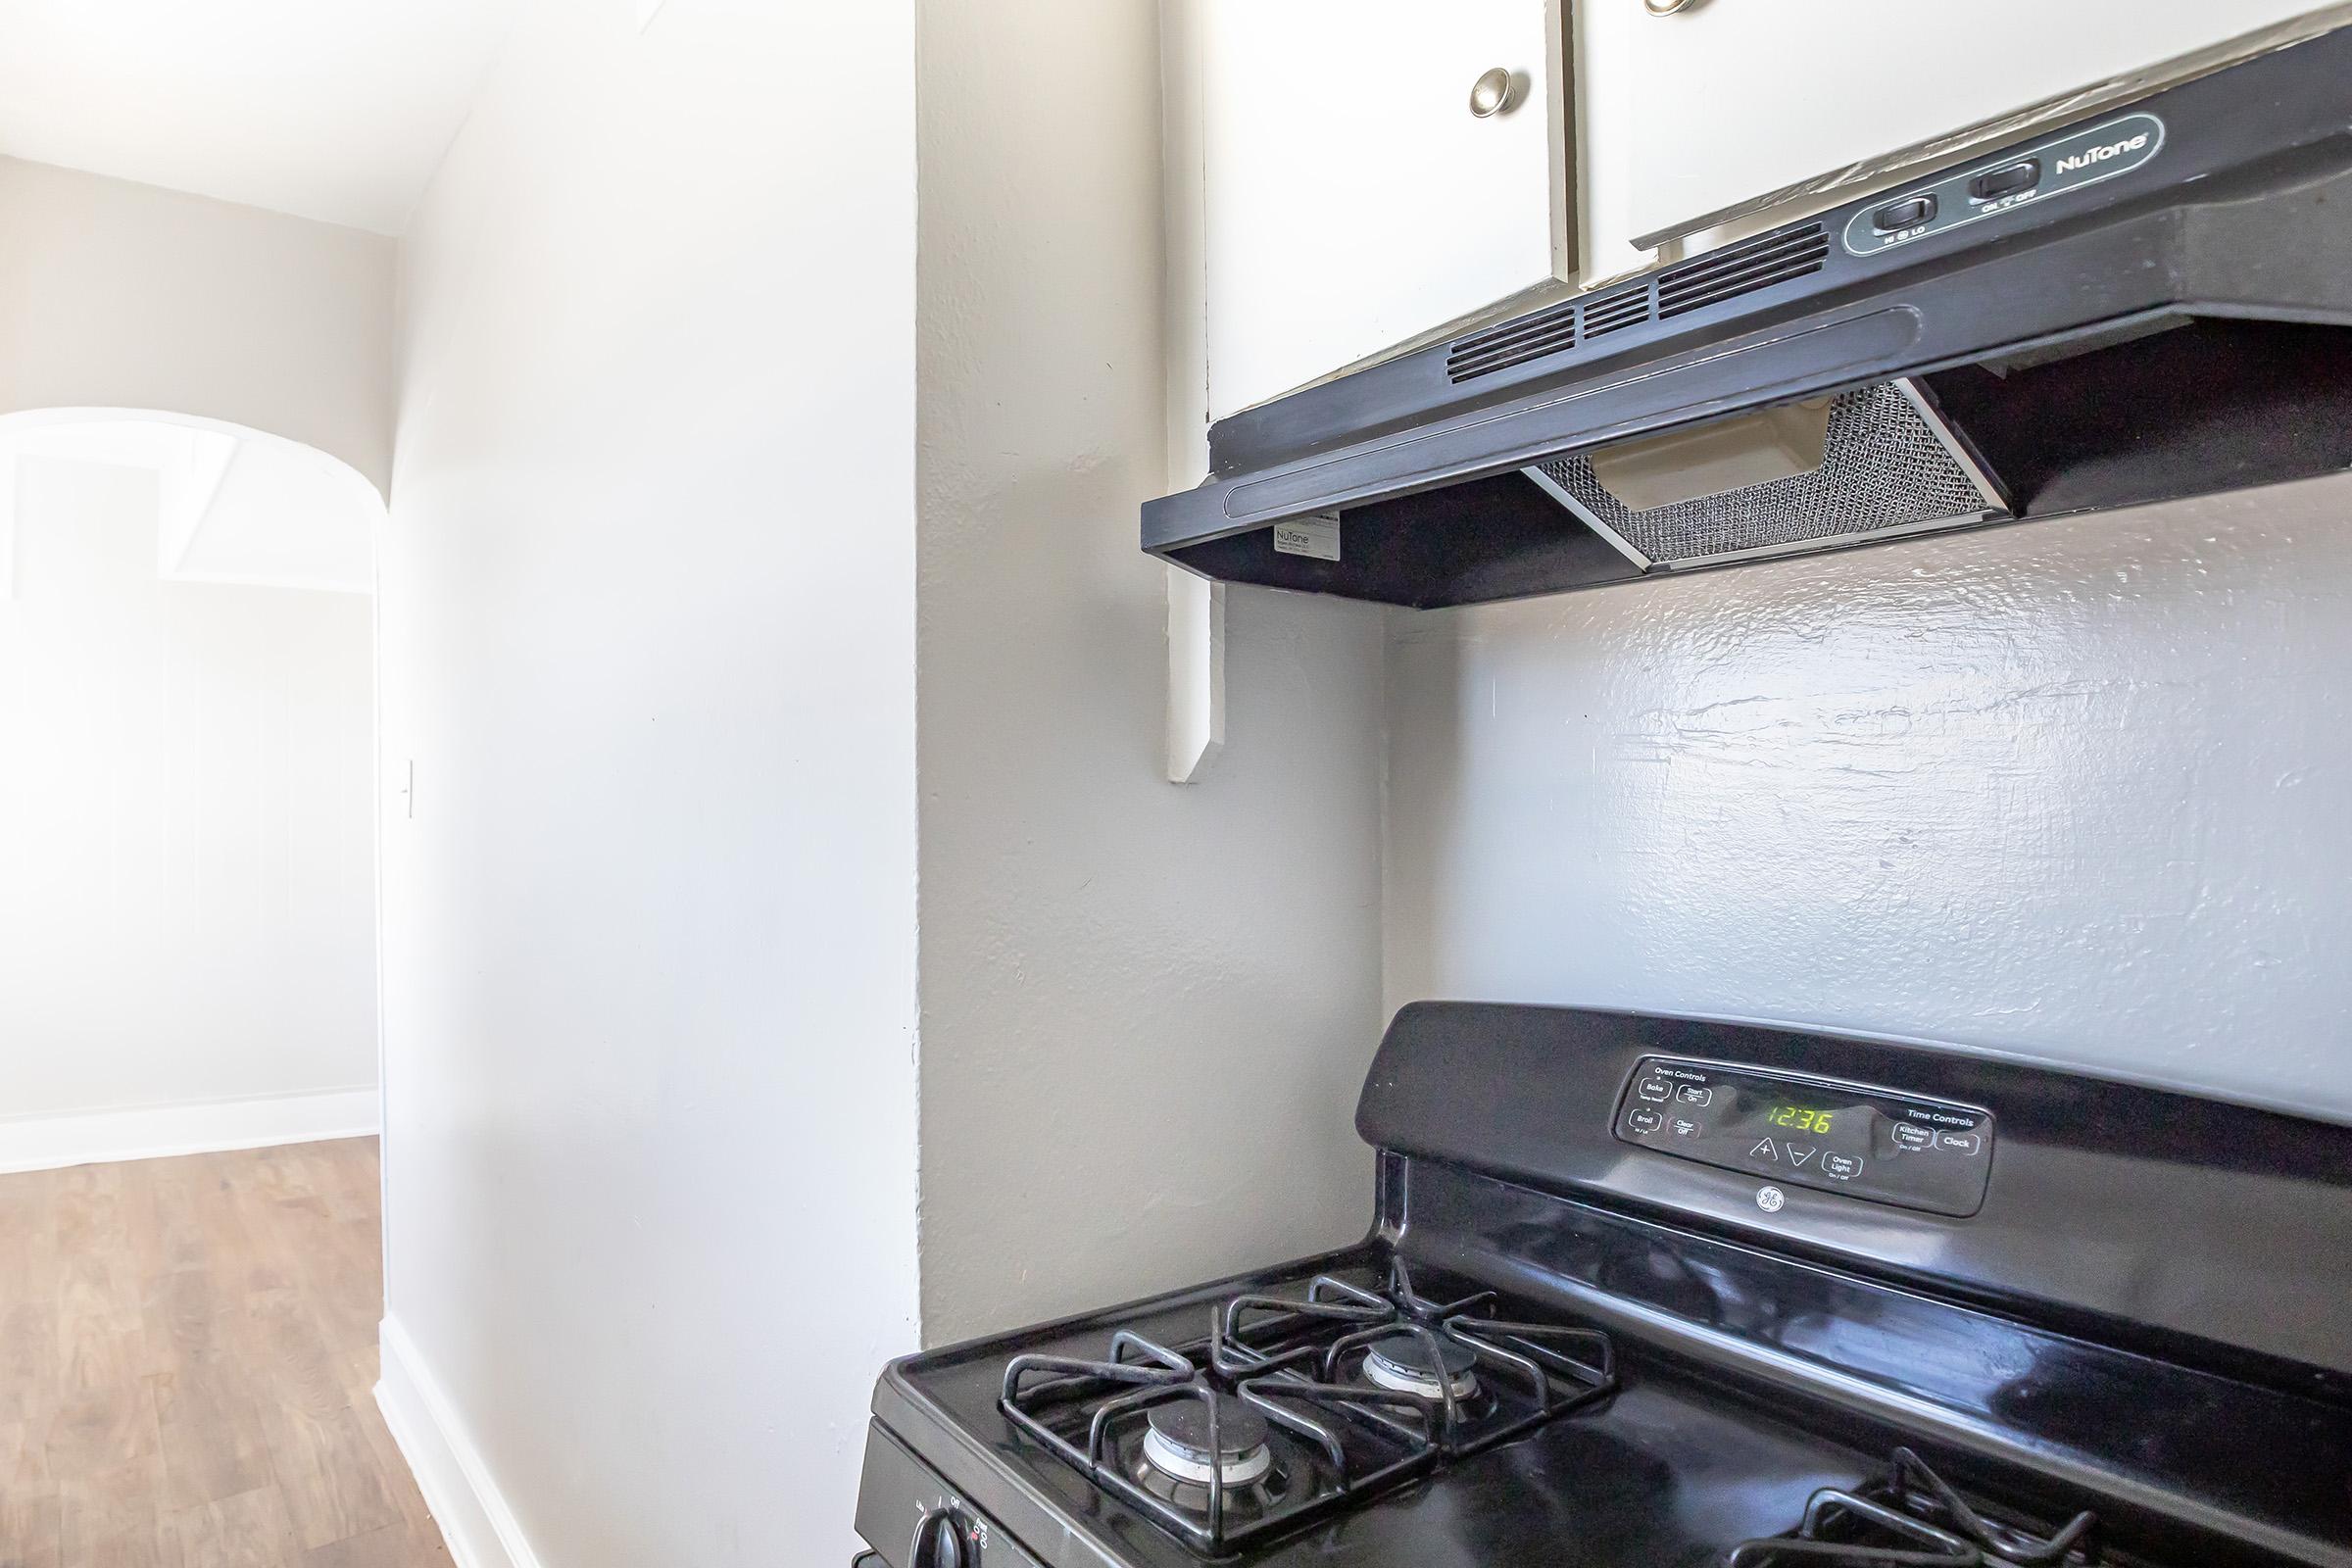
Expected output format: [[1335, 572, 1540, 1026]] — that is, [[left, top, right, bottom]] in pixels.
[[1727, 1448, 2100, 1567], [998, 1259, 1616, 1556]]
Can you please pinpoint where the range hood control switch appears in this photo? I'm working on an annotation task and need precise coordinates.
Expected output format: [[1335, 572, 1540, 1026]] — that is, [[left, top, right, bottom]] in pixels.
[[1970, 158, 2041, 202], [1872, 194, 1936, 232]]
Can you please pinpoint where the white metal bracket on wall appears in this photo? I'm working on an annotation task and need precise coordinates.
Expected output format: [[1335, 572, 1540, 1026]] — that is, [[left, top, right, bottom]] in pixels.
[[1161, 0, 1225, 784], [1165, 568, 1225, 783]]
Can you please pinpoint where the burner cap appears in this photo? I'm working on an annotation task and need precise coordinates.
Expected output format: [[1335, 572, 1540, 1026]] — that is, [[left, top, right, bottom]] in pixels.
[[1141, 1396, 1274, 1486], [1363, 1334, 1479, 1400]]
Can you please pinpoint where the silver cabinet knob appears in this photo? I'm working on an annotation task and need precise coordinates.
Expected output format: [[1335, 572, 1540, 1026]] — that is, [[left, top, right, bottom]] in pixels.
[[1644, 0, 1698, 14], [1468, 67, 1517, 119]]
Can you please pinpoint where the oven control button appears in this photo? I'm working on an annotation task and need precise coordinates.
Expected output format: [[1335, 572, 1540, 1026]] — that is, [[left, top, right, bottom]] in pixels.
[[1670, 1116, 1700, 1137], [1676, 1085, 1713, 1106], [1821, 1153, 1863, 1179], [1937, 1131, 1983, 1155], [1636, 1077, 1672, 1102], [1627, 1106, 1664, 1135], [1891, 1123, 1935, 1151]]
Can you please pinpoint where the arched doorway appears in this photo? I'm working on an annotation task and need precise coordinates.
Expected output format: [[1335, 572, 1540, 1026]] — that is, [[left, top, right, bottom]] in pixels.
[[0, 407, 386, 1169]]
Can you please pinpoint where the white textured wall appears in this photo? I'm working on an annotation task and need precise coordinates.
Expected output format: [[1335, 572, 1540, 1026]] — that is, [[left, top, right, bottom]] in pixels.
[[913, 0, 1388, 1345], [1386, 477, 2352, 1119], [382, 2, 919, 1564], [0, 456, 374, 1120], [0, 157, 394, 491]]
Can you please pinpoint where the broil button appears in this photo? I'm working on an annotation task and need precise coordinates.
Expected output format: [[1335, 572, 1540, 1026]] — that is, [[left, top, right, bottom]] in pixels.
[[1627, 1107, 1664, 1135]]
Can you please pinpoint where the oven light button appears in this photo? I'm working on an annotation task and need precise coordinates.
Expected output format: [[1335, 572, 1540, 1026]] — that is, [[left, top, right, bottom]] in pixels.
[[1822, 1153, 1863, 1179]]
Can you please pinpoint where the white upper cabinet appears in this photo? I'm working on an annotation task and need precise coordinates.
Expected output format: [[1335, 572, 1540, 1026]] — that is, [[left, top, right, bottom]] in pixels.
[[1196, 1, 1570, 420], [1599, 0, 2339, 254]]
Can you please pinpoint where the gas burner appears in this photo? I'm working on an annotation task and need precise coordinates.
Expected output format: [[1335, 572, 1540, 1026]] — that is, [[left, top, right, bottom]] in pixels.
[[1001, 1322, 1438, 1555], [1360, 1333, 1479, 1400], [1726, 1447, 2100, 1567], [1218, 1257, 1613, 1458], [998, 1264, 1615, 1556], [1140, 1395, 1274, 1487]]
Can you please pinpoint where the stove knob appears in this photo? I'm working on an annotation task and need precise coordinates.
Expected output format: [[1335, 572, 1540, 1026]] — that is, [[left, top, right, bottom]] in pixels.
[[910, 1507, 968, 1568]]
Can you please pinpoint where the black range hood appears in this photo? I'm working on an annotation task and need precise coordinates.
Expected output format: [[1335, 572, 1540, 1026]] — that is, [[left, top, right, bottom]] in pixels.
[[1142, 22, 2352, 610]]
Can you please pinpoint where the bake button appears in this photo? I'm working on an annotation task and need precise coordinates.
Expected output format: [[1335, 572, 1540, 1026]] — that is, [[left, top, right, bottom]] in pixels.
[[1938, 1131, 1983, 1155], [1676, 1085, 1714, 1106], [1627, 1107, 1664, 1135], [1636, 1078, 1672, 1102], [1891, 1123, 1935, 1151], [1822, 1153, 1864, 1179]]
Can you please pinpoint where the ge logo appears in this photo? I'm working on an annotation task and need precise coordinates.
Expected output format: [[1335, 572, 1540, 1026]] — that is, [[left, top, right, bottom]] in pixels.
[[1756, 1185, 1786, 1213]]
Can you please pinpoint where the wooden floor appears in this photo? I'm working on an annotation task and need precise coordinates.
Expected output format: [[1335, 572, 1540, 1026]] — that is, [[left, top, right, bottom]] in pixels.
[[0, 1139, 448, 1567]]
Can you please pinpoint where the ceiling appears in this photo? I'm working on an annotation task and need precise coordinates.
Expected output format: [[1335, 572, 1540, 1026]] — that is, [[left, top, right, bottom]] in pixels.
[[0, 0, 522, 234]]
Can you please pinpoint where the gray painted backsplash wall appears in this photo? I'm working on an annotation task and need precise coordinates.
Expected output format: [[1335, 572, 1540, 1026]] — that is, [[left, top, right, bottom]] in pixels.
[[1384, 472, 2352, 1122]]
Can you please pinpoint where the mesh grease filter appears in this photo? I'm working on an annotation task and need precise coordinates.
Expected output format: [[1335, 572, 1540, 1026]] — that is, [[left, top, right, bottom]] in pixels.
[[1527, 381, 2006, 566]]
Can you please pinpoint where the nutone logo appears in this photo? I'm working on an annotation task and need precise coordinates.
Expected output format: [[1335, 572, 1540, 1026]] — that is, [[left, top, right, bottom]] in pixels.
[[2057, 132, 2150, 174]]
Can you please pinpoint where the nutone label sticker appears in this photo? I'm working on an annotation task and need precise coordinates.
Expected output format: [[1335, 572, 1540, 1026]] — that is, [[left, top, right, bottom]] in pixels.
[[1271, 513, 1341, 562]]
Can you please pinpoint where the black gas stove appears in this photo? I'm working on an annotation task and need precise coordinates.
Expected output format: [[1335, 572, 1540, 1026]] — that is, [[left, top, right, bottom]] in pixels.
[[853, 1004, 2352, 1568]]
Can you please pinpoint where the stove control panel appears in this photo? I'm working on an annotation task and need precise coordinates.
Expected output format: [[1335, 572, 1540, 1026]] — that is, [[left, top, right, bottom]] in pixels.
[[1613, 1056, 1993, 1216]]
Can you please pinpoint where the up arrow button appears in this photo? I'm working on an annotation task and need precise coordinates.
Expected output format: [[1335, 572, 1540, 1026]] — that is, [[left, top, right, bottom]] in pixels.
[[1749, 1139, 1779, 1162]]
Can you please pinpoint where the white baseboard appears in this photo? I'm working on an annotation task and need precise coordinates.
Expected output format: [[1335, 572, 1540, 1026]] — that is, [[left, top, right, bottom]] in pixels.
[[0, 1086, 380, 1174], [376, 1316, 545, 1568]]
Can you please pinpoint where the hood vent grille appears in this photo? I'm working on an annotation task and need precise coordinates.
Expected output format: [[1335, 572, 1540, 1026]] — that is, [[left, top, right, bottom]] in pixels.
[[1656, 223, 1831, 319], [1580, 284, 1650, 339], [1446, 222, 1830, 384], [1446, 300, 1578, 382]]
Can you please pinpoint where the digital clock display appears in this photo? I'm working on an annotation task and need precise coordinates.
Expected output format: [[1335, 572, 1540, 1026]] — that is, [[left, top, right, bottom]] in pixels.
[[1766, 1104, 1836, 1134]]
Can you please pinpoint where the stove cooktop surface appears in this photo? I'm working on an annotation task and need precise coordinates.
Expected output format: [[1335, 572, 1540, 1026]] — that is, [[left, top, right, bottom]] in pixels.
[[870, 1249, 2172, 1568]]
